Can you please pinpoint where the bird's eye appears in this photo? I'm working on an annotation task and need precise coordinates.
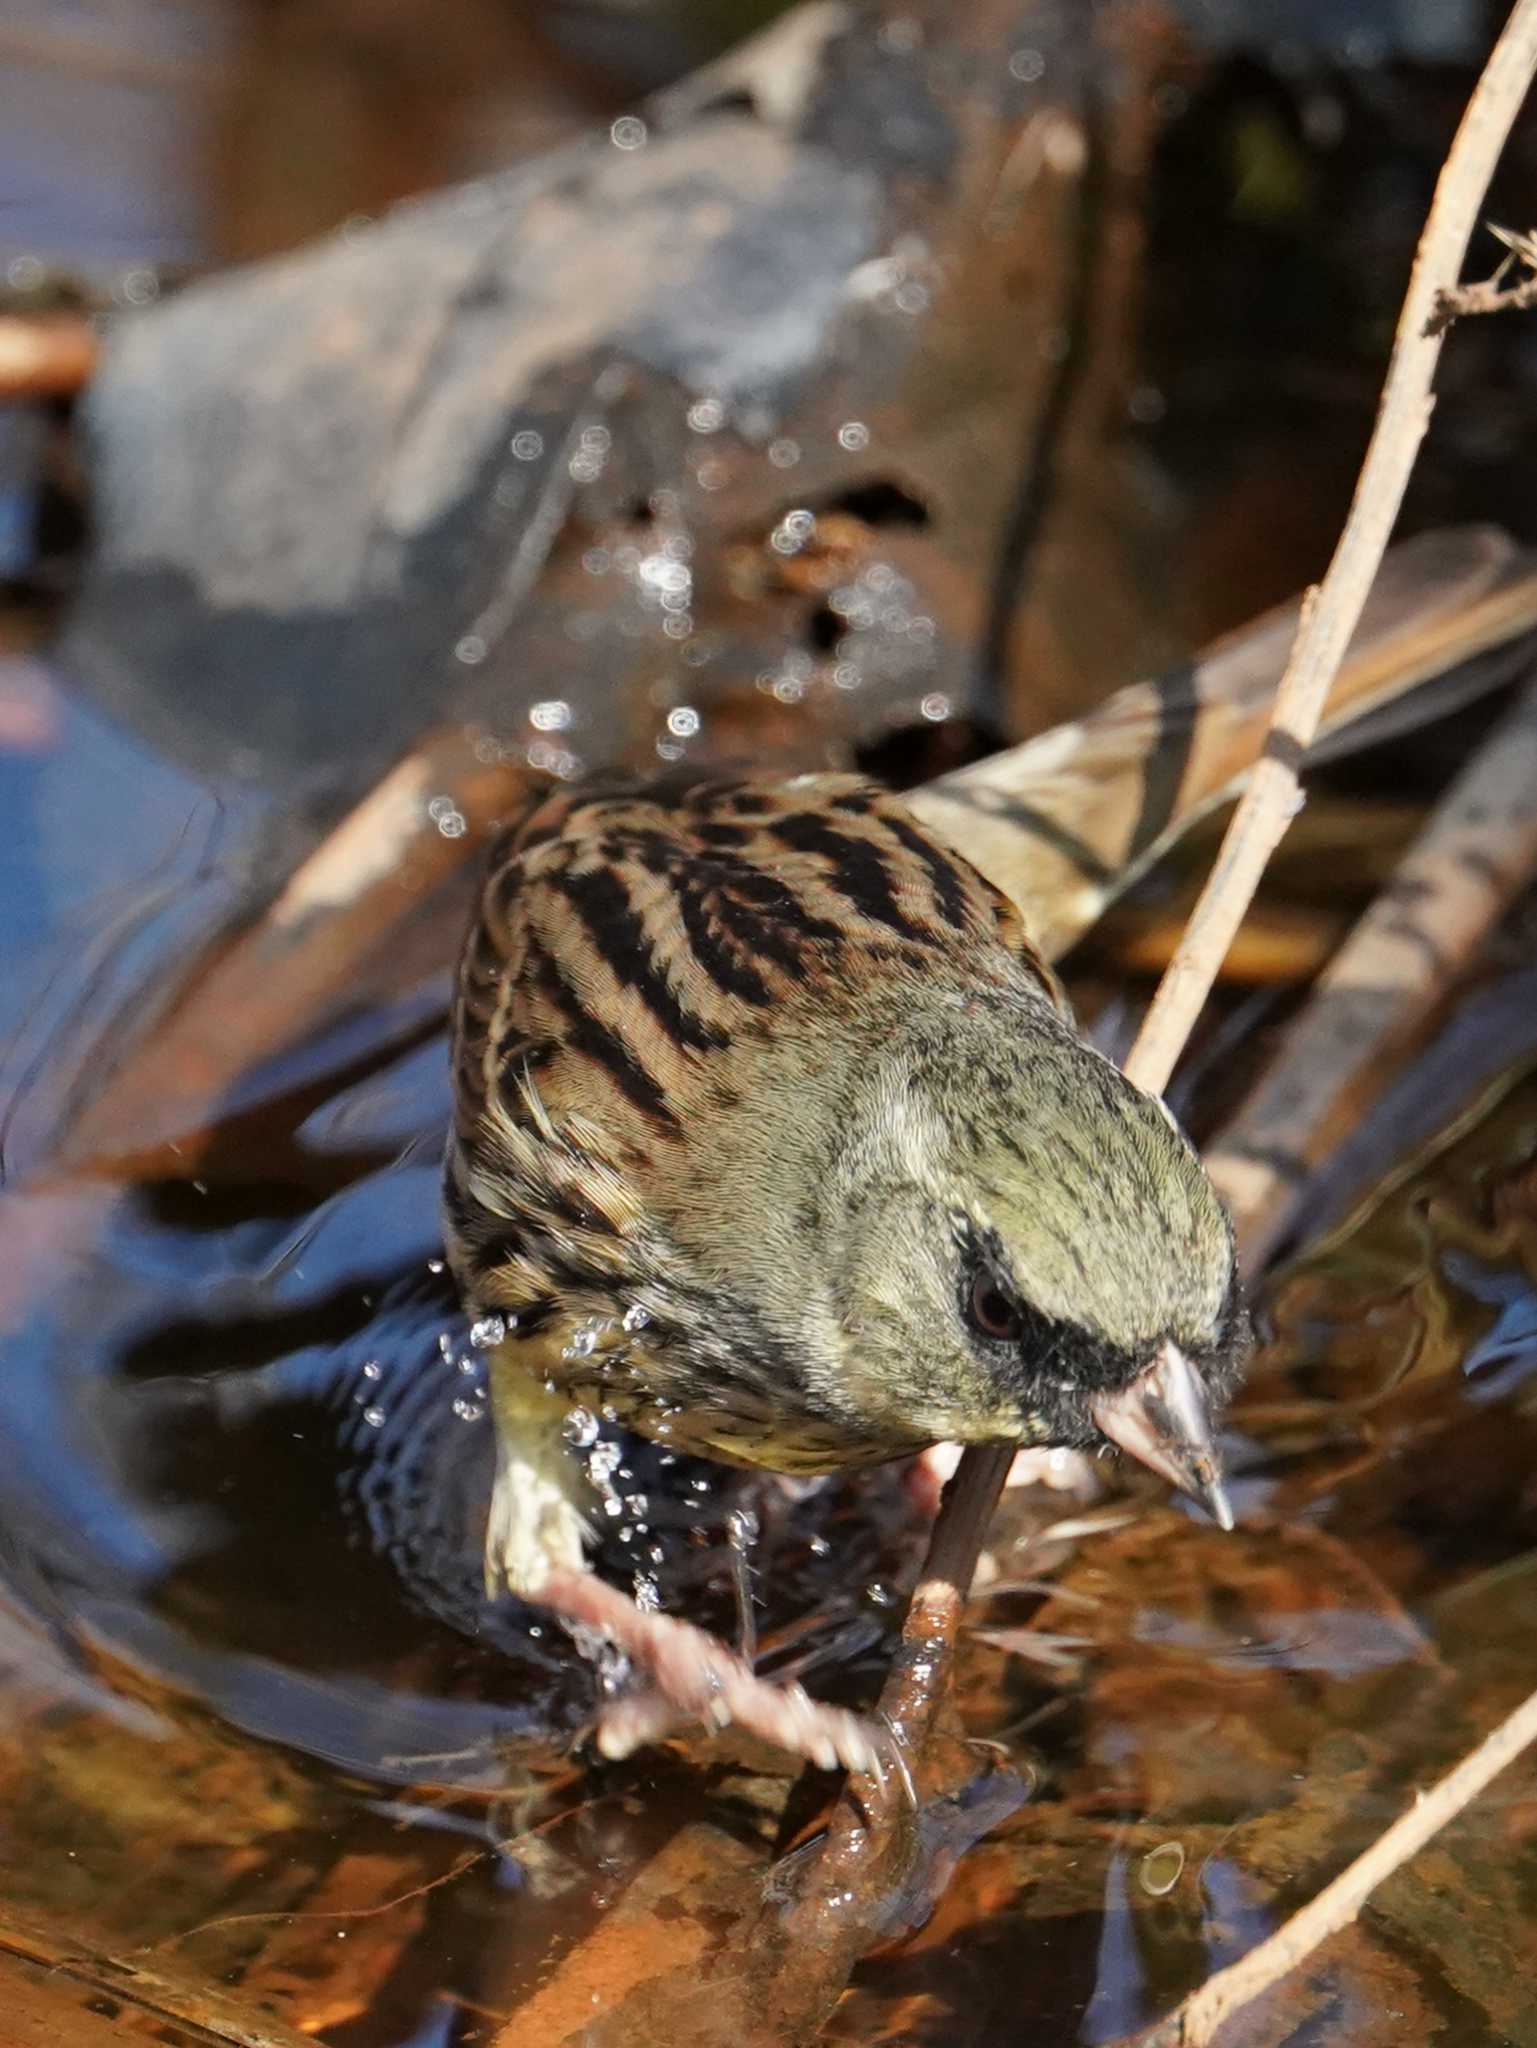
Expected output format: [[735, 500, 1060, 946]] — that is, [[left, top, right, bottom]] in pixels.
[[967, 1269, 1023, 1344]]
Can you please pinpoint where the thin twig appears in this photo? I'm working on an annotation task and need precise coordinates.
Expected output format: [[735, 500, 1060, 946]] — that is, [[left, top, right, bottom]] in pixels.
[[1122, 0, 1537, 1100], [1129, 1680, 1537, 2047], [1428, 221, 1537, 333]]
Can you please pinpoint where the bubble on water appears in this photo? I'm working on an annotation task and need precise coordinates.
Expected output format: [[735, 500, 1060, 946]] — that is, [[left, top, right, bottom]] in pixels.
[[454, 635, 487, 667], [510, 430, 543, 460], [529, 699, 571, 732], [6, 255, 45, 291], [837, 420, 870, 452], [920, 692, 952, 722], [1140, 1842, 1185, 1896], [687, 396, 725, 433], [582, 547, 612, 575], [363, 1406, 386, 1428], [666, 706, 700, 739], [611, 115, 648, 150], [1008, 46, 1045, 81]]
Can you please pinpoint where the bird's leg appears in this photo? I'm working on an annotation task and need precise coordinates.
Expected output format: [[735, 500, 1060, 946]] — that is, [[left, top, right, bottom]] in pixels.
[[482, 1347, 887, 1773], [483, 1350, 590, 1599]]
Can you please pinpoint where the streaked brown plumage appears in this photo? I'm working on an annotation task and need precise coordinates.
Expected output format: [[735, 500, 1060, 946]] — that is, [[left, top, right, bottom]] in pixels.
[[444, 770, 1245, 1600]]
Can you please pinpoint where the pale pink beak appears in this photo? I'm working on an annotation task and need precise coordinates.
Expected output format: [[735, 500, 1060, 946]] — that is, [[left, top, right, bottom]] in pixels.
[[1090, 1338, 1235, 1530]]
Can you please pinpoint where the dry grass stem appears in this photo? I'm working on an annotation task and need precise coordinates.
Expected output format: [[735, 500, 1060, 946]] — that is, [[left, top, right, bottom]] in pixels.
[[1129, 1680, 1537, 2047], [1123, 0, 1537, 1099]]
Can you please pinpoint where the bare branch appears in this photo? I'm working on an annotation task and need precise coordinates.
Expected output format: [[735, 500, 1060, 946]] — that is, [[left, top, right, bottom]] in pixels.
[[1123, 0, 1537, 1100]]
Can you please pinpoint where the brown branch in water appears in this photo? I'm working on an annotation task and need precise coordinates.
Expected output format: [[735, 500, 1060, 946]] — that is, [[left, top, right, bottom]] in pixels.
[[1122, 0, 1537, 1101], [1125, 1679, 1537, 2048], [1208, 672, 1537, 1268]]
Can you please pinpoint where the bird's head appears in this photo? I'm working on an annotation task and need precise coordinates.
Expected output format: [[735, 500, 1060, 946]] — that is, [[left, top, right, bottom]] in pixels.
[[776, 979, 1247, 1520]]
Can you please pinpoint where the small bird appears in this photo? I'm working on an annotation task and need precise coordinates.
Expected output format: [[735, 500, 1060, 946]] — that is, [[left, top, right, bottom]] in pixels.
[[443, 770, 1246, 1621]]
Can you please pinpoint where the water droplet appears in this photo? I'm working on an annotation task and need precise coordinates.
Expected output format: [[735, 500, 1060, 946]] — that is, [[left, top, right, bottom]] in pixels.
[[454, 635, 487, 667], [452, 1396, 485, 1422], [622, 1303, 651, 1333], [865, 1581, 897, 1607], [470, 1313, 507, 1348], [666, 706, 700, 739], [611, 115, 648, 151], [564, 1407, 600, 1448], [427, 1258, 446, 1275], [687, 397, 725, 433], [510, 430, 543, 460], [837, 420, 870, 452], [920, 692, 951, 722], [529, 699, 571, 732], [808, 1535, 831, 1557], [566, 1328, 598, 1359], [1009, 47, 1045, 81], [361, 1360, 383, 1381], [363, 1406, 386, 1428]]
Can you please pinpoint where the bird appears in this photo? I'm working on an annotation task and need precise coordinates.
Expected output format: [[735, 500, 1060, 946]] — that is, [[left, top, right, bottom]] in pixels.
[[442, 768, 1247, 1625]]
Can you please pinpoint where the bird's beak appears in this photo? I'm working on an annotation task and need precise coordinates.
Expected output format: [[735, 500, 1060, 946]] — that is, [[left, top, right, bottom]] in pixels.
[[1090, 1338, 1235, 1530]]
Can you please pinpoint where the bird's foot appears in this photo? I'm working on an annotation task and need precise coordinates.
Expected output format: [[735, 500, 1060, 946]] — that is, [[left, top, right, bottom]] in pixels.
[[528, 1566, 894, 1778]]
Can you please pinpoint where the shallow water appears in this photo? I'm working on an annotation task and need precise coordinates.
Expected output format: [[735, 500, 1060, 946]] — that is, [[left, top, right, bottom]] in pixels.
[[3, 705, 1537, 2043]]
